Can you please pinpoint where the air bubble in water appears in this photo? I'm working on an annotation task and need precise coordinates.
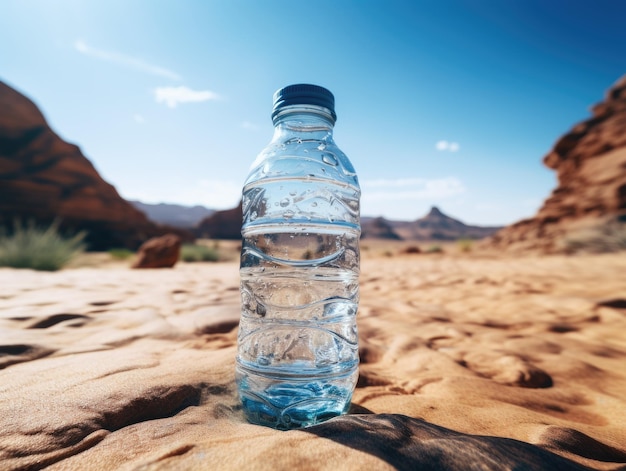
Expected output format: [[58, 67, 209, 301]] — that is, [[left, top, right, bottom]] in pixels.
[[317, 142, 327, 151], [283, 210, 295, 219], [322, 154, 338, 166], [280, 198, 290, 207]]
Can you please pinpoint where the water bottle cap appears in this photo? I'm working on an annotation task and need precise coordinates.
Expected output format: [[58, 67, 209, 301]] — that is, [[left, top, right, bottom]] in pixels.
[[272, 84, 337, 123]]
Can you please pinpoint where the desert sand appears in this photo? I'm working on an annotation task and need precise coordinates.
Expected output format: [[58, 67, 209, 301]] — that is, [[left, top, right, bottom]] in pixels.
[[1, 249, 626, 470]]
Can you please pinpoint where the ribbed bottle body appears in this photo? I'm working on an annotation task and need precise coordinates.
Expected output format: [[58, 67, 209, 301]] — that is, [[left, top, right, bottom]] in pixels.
[[236, 126, 360, 429]]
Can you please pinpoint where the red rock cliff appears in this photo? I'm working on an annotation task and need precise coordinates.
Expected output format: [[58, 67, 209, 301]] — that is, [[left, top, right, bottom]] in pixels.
[[0, 81, 176, 250], [486, 75, 626, 253]]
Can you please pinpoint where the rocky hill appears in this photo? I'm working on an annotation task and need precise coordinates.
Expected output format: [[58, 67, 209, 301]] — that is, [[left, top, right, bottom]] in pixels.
[[360, 217, 402, 239], [195, 202, 242, 239], [130, 201, 214, 229], [0, 81, 186, 250], [486, 75, 626, 253], [385, 206, 502, 241]]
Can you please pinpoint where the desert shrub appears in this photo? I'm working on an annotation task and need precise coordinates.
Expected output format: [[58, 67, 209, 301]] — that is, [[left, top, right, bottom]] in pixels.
[[0, 221, 86, 271], [108, 248, 135, 260], [402, 245, 421, 254], [426, 244, 444, 254], [180, 243, 219, 262], [457, 238, 473, 253], [563, 222, 626, 253]]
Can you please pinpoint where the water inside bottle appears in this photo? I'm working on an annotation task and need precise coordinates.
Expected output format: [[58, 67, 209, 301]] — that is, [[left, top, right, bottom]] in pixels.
[[237, 226, 360, 429]]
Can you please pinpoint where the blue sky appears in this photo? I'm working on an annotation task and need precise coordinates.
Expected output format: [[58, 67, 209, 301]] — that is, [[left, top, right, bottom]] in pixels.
[[1, 0, 625, 225]]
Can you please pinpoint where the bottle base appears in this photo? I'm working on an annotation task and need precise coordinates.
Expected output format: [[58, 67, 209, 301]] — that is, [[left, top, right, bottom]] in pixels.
[[236, 364, 357, 430], [240, 392, 351, 430]]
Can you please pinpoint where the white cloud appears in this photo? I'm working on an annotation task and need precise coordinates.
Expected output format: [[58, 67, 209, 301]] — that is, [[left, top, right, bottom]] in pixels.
[[74, 39, 181, 80], [436, 140, 460, 152], [361, 176, 466, 201], [154, 86, 220, 108], [133, 114, 145, 124]]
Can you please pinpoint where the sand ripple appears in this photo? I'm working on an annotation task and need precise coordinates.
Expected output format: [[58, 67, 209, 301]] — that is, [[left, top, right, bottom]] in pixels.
[[1, 254, 625, 470]]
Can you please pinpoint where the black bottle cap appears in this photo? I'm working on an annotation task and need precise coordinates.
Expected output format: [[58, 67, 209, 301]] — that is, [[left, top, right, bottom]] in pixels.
[[272, 84, 337, 123]]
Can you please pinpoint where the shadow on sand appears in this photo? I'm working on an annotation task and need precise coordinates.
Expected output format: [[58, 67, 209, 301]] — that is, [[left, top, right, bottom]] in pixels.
[[305, 412, 598, 471]]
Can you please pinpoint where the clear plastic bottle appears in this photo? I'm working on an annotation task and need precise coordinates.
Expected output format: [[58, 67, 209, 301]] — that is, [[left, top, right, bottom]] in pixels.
[[236, 84, 360, 430]]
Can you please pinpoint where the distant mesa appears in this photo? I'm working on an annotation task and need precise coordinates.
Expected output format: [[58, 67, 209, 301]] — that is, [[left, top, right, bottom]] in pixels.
[[0, 80, 190, 250], [130, 201, 214, 229], [361, 206, 502, 241], [360, 217, 402, 240], [485, 74, 626, 253]]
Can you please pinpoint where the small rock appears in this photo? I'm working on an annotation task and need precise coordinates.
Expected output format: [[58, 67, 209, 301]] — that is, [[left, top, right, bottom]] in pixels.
[[132, 234, 181, 269]]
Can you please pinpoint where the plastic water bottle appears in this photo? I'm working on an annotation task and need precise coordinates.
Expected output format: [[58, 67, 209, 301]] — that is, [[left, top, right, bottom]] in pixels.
[[236, 84, 360, 429]]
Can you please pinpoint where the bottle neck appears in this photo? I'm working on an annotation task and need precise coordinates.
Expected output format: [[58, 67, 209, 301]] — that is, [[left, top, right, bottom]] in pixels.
[[271, 106, 335, 140]]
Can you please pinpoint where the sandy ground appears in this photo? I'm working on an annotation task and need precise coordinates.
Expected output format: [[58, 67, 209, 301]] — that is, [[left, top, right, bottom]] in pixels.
[[1, 249, 625, 470]]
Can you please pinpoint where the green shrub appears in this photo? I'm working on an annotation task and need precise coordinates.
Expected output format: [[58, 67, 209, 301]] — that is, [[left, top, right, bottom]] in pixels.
[[457, 238, 473, 253], [426, 244, 444, 254], [108, 248, 135, 260], [180, 243, 219, 262], [0, 221, 86, 271]]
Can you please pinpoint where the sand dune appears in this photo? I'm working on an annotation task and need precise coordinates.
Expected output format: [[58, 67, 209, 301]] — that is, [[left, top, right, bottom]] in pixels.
[[1, 252, 625, 470]]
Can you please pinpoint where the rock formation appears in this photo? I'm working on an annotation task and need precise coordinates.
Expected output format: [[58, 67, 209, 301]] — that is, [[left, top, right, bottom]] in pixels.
[[195, 202, 243, 239], [0, 81, 185, 250], [360, 217, 402, 239], [486, 75, 626, 253], [132, 234, 181, 269]]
